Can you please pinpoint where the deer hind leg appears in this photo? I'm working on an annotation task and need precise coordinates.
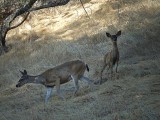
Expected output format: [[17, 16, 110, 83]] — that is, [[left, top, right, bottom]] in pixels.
[[99, 62, 111, 84], [100, 64, 107, 81], [71, 75, 79, 95], [80, 76, 93, 85], [55, 78, 65, 100], [45, 87, 53, 103]]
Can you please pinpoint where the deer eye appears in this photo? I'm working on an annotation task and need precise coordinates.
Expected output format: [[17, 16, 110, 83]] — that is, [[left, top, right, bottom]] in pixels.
[[19, 78, 24, 82]]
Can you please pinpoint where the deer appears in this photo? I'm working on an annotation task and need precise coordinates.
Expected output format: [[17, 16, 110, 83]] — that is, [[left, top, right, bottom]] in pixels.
[[99, 31, 121, 84], [16, 60, 92, 103]]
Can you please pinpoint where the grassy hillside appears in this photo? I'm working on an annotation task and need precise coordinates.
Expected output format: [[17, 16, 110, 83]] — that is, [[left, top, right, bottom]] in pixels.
[[0, 0, 160, 119]]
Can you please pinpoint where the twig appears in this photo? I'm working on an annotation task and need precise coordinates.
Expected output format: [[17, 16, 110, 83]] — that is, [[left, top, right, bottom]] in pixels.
[[79, 0, 90, 19], [9, 12, 30, 30]]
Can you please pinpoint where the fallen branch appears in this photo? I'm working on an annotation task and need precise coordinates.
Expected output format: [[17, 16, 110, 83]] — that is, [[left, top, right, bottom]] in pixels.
[[79, 0, 91, 19]]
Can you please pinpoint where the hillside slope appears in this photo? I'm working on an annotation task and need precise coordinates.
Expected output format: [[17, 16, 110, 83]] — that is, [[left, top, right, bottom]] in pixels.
[[0, 0, 160, 119]]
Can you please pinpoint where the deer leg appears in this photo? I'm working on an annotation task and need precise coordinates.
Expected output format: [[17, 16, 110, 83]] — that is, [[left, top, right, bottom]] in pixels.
[[110, 65, 113, 80], [45, 87, 53, 103], [71, 75, 79, 95], [80, 76, 93, 85], [115, 61, 119, 79], [100, 64, 107, 82], [55, 79, 65, 100], [116, 60, 119, 73]]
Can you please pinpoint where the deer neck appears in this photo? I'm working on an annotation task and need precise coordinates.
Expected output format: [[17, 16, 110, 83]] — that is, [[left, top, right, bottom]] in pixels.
[[113, 42, 118, 53], [112, 42, 119, 56], [28, 75, 45, 84]]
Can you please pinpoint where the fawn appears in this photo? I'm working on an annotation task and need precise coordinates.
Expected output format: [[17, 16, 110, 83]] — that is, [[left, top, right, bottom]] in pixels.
[[100, 31, 121, 84]]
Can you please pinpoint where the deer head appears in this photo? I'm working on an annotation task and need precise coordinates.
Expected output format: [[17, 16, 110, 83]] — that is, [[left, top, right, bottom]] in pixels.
[[16, 70, 29, 87], [106, 30, 121, 42]]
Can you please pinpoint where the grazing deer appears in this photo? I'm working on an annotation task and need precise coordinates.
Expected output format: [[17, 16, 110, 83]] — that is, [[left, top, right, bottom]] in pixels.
[[100, 31, 121, 84], [16, 60, 92, 103]]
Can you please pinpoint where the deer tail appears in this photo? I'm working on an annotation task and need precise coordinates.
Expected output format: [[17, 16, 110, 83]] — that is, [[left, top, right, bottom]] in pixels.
[[86, 64, 89, 72]]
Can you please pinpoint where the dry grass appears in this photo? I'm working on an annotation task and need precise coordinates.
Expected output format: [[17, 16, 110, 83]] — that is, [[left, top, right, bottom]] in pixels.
[[0, 0, 160, 120]]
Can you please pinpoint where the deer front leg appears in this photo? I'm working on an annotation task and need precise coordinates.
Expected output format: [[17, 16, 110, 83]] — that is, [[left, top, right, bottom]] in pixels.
[[115, 60, 119, 79], [55, 78, 65, 100], [71, 75, 79, 95], [116, 60, 119, 73], [45, 87, 53, 103]]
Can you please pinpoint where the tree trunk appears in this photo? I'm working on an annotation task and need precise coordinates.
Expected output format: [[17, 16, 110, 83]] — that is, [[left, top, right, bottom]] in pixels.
[[0, 0, 89, 54], [0, 25, 8, 52], [0, 0, 70, 53], [0, 0, 37, 50]]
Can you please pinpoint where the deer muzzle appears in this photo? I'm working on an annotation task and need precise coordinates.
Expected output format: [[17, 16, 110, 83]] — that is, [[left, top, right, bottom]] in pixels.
[[16, 84, 20, 88]]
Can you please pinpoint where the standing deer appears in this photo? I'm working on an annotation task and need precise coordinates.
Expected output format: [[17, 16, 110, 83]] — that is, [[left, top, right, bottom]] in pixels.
[[100, 31, 121, 84], [16, 60, 92, 103]]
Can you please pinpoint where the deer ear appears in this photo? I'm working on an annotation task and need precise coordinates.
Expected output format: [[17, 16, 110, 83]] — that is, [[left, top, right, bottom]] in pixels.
[[20, 70, 24, 75], [116, 31, 121, 37], [106, 32, 111, 37], [23, 70, 27, 75]]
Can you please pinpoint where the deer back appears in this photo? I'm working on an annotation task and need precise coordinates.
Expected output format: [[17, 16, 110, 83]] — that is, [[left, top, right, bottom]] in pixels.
[[41, 60, 86, 85]]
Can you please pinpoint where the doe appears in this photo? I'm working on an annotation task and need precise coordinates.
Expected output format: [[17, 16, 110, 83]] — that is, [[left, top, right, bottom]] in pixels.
[[16, 60, 92, 103]]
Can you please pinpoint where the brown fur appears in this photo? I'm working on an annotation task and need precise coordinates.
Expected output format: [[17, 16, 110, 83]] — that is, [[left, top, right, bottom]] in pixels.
[[41, 60, 87, 87]]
